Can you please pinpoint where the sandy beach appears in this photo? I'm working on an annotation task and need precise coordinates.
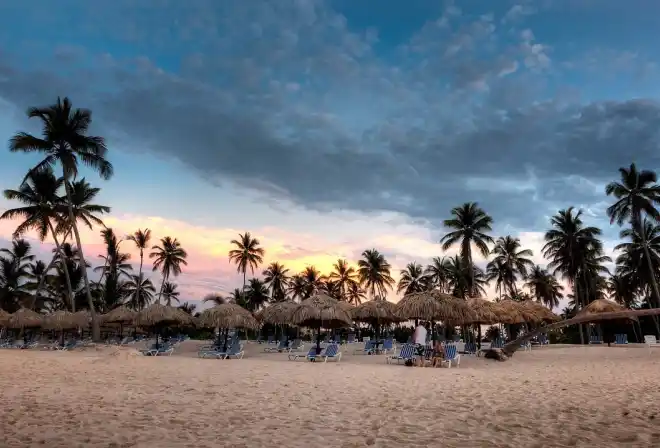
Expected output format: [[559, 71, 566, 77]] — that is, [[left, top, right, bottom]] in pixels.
[[1, 342, 659, 448]]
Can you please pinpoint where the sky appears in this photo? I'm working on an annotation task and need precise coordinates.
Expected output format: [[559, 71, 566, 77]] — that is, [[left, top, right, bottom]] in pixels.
[[1, 0, 660, 310]]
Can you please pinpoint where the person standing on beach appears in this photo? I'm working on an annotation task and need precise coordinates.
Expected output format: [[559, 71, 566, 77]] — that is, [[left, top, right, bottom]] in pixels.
[[413, 322, 427, 366]]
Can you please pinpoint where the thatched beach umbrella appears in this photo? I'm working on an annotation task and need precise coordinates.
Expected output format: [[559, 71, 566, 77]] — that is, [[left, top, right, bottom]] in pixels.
[[199, 303, 260, 350], [8, 307, 43, 329], [102, 306, 137, 324], [289, 293, 353, 354], [255, 301, 297, 326], [520, 300, 560, 323], [43, 311, 77, 331], [465, 298, 506, 349], [351, 299, 402, 340], [0, 309, 10, 326], [135, 303, 194, 348], [497, 300, 539, 324], [575, 299, 628, 318], [396, 290, 475, 327]]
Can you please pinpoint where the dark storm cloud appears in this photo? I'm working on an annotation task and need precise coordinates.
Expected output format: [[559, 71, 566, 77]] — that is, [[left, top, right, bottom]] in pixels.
[[1, 0, 659, 232]]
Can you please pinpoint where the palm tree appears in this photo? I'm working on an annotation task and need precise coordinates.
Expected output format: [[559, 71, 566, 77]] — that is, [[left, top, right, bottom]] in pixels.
[[488, 236, 534, 296], [441, 202, 494, 297], [10, 97, 113, 340], [346, 282, 367, 305], [1, 170, 75, 309], [357, 249, 395, 299], [0, 242, 34, 312], [486, 259, 509, 300], [127, 229, 151, 309], [606, 163, 660, 314], [299, 266, 325, 299], [150, 237, 188, 302], [424, 256, 451, 293], [287, 274, 307, 301], [178, 302, 197, 315], [228, 232, 264, 290], [245, 278, 270, 311], [328, 259, 360, 301], [263, 262, 290, 302], [161, 282, 180, 306], [446, 255, 487, 299], [525, 265, 564, 309], [607, 273, 637, 308], [123, 273, 156, 310], [542, 207, 605, 343], [397, 262, 428, 295]]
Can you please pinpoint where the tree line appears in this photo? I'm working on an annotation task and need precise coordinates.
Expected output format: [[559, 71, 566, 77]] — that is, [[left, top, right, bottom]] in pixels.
[[0, 97, 658, 342]]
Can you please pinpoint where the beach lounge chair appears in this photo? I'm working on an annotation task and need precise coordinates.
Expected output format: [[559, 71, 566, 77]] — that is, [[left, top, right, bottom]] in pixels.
[[589, 335, 602, 344], [464, 342, 477, 354], [615, 334, 628, 345], [490, 338, 504, 349], [645, 335, 660, 353], [55, 340, 80, 351], [266, 335, 275, 344], [223, 343, 245, 359], [142, 343, 174, 356], [289, 346, 318, 361], [265, 338, 289, 353], [381, 339, 395, 354], [347, 334, 356, 344], [386, 343, 415, 364], [319, 343, 341, 362], [286, 339, 304, 352], [440, 344, 461, 368], [354, 340, 375, 355], [537, 334, 549, 345]]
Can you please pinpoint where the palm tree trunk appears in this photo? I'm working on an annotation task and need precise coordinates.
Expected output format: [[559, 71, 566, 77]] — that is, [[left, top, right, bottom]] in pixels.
[[158, 273, 167, 304], [574, 276, 585, 345], [638, 218, 660, 335], [32, 227, 73, 310], [63, 177, 99, 341], [47, 222, 75, 311], [135, 250, 144, 308]]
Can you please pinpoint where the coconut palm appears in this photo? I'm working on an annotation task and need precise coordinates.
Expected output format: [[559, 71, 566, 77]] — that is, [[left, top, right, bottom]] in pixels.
[[424, 256, 451, 293], [287, 274, 307, 301], [178, 302, 197, 315], [607, 273, 637, 308], [1, 168, 75, 309], [161, 282, 180, 306], [202, 293, 228, 306], [346, 282, 367, 305], [445, 255, 487, 299], [228, 232, 264, 290], [606, 164, 660, 313], [123, 273, 156, 310], [488, 236, 534, 295], [127, 228, 151, 308], [397, 262, 428, 295], [441, 202, 494, 297], [485, 259, 509, 300], [299, 266, 325, 299], [328, 259, 360, 302], [149, 237, 188, 302], [10, 97, 113, 340], [0, 247, 33, 312], [357, 249, 395, 299], [263, 262, 290, 302], [542, 207, 606, 343], [524, 265, 564, 309], [245, 278, 270, 311]]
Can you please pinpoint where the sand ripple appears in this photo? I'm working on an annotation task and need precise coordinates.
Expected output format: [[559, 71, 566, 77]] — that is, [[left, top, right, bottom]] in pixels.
[[1, 345, 659, 447]]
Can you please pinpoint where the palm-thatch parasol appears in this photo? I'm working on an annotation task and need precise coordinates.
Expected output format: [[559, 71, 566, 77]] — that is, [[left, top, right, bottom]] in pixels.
[[351, 299, 402, 340], [102, 306, 137, 324], [135, 303, 195, 348], [575, 299, 629, 318], [0, 309, 10, 326], [199, 303, 260, 351], [43, 311, 78, 331], [497, 299, 539, 324], [289, 293, 353, 354], [520, 300, 561, 323], [255, 301, 298, 326], [8, 307, 43, 329], [396, 290, 475, 325], [464, 298, 506, 349]]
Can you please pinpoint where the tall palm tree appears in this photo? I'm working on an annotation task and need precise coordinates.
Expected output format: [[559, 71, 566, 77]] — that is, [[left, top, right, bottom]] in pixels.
[[524, 265, 564, 309], [346, 282, 367, 305], [228, 232, 264, 290], [606, 163, 660, 313], [485, 259, 509, 300], [123, 273, 156, 310], [10, 97, 113, 340], [263, 262, 290, 302], [178, 302, 197, 315], [287, 274, 307, 302], [542, 207, 605, 343], [357, 249, 395, 299], [445, 255, 487, 299], [424, 256, 451, 293], [0, 169, 75, 309], [150, 237, 188, 302], [607, 273, 637, 308], [441, 202, 494, 297], [245, 278, 270, 311], [300, 266, 325, 299], [397, 262, 428, 295], [487, 236, 534, 296], [0, 241, 34, 312], [161, 282, 180, 306], [328, 259, 359, 301], [127, 228, 151, 308]]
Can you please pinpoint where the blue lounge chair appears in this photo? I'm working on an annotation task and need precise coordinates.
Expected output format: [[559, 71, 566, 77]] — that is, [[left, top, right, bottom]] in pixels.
[[382, 339, 394, 354], [491, 339, 504, 349], [265, 338, 288, 353], [537, 334, 549, 345], [464, 342, 477, 354], [289, 346, 317, 361], [287, 339, 304, 352], [266, 335, 275, 344], [223, 343, 245, 359], [615, 334, 628, 345], [441, 344, 461, 368], [589, 335, 602, 344], [386, 343, 415, 364], [347, 334, 356, 344], [319, 343, 342, 362], [142, 344, 174, 356], [354, 340, 375, 355]]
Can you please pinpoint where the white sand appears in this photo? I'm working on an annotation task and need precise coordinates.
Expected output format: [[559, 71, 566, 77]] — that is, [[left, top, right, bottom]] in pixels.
[[1, 342, 660, 447]]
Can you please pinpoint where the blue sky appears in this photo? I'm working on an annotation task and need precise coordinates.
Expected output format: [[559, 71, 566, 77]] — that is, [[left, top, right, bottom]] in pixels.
[[1, 0, 660, 307]]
